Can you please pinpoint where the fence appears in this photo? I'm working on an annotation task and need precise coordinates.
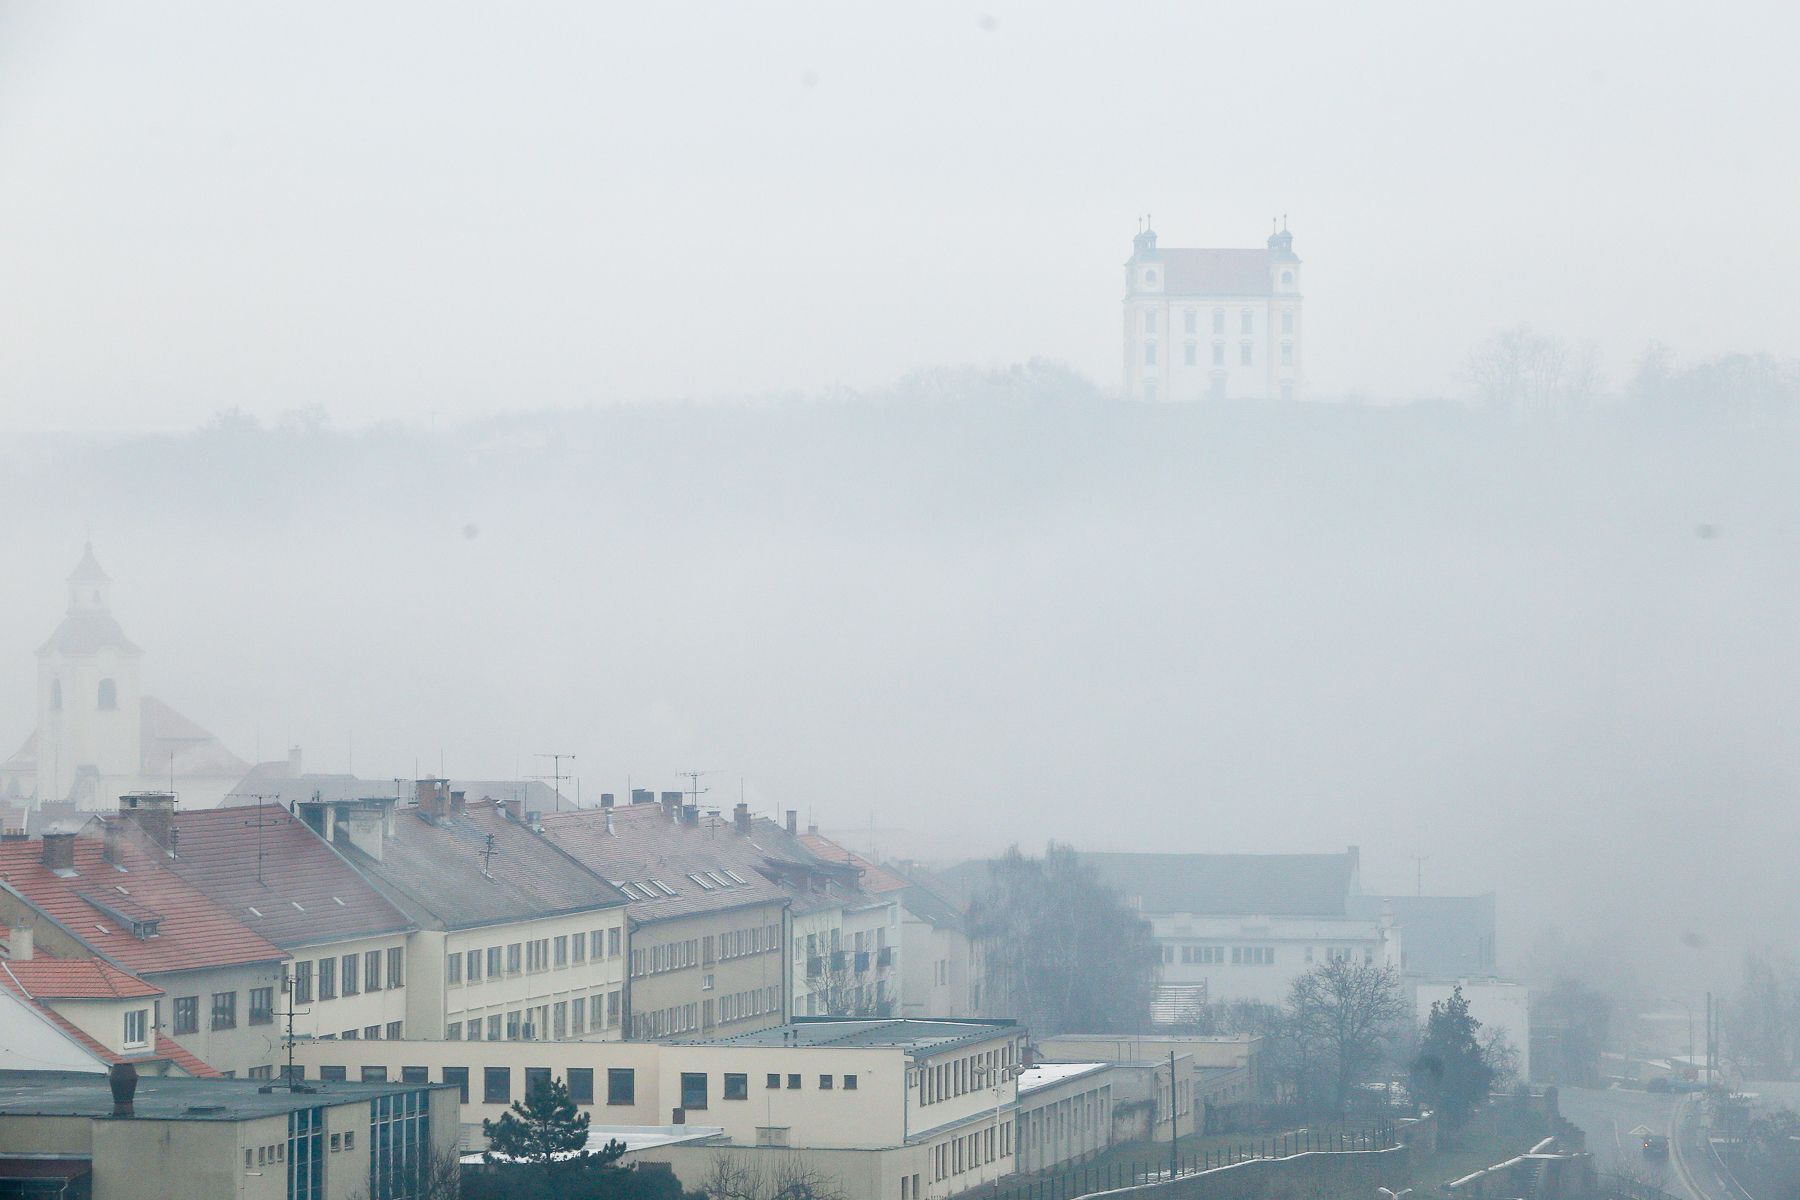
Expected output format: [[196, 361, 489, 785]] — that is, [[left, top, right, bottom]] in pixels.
[[974, 1118, 1399, 1200]]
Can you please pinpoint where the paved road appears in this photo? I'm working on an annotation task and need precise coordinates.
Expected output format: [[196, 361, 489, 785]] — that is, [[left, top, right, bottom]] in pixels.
[[1558, 1088, 1754, 1200]]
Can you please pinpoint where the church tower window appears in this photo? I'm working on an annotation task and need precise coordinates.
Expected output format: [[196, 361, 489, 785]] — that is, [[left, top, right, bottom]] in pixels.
[[98, 679, 117, 711], [50, 680, 62, 710]]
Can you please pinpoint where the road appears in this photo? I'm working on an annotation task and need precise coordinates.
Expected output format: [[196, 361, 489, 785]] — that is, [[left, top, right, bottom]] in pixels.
[[1558, 1087, 1752, 1200]]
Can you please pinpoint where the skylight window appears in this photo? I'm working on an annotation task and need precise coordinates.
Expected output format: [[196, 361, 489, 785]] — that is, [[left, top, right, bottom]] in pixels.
[[247, 906, 264, 918], [651, 879, 678, 897], [689, 873, 716, 890], [332, 897, 346, 907], [706, 871, 732, 887], [291, 901, 306, 912], [723, 870, 748, 885]]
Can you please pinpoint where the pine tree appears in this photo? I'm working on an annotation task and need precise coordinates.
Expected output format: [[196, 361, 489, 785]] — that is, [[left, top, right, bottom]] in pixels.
[[483, 1074, 614, 1168], [1410, 986, 1496, 1130]]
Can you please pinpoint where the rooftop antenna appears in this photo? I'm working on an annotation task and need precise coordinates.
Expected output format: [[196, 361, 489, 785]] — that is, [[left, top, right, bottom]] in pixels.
[[480, 833, 500, 879], [1413, 854, 1431, 897], [533, 753, 575, 812], [242, 798, 282, 885], [679, 770, 712, 813], [280, 966, 312, 1091]]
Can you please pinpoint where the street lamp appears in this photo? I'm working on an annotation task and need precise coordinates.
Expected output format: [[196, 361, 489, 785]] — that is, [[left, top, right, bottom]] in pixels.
[[971, 1061, 1012, 1179]]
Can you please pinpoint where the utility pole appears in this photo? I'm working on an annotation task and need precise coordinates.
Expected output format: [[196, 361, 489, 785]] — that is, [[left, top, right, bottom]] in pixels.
[[533, 753, 575, 812], [1413, 855, 1430, 897], [1169, 1050, 1180, 1179], [281, 967, 310, 1090]]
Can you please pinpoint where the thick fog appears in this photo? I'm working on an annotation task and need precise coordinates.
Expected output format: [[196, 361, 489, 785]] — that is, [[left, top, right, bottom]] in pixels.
[[3, 4, 1800, 1010]]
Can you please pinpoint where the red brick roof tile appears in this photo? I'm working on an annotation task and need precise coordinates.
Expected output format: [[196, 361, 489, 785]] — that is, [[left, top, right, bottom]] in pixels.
[[0, 957, 164, 1000]]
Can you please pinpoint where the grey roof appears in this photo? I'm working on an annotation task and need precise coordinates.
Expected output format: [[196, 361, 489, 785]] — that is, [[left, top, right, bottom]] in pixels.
[[1348, 893, 1496, 976], [221, 771, 562, 812], [328, 798, 628, 931], [1156, 249, 1277, 297], [1076, 852, 1357, 916], [672, 1017, 1017, 1055], [66, 544, 111, 586], [38, 611, 139, 656], [537, 803, 796, 925], [0, 1070, 450, 1121]]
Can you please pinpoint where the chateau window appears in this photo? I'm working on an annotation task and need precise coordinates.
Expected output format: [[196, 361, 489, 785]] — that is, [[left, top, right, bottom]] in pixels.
[[1212, 343, 1225, 367], [1240, 342, 1253, 367], [1281, 342, 1294, 367], [97, 679, 116, 710], [1282, 310, 1294, 334], [1143, 310, 1156, 335], [1212, 309, 1225, 334], [1184, 343, 1197, 367], [1281, 269, 1294, 286], [50, 680, 62, 710], [1183, 309, 1197, 335], [1240, 309, 1253, 334], [1143, 343, 1156, 367]]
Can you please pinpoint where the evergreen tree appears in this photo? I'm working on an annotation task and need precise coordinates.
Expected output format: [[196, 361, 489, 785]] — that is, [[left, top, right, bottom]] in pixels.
[[1410, 986, 1496, 1129], [483, 1075, 615, 1168]]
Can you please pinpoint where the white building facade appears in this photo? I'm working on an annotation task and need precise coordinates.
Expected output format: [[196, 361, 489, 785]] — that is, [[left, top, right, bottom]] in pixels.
[[1122, 224, 1303, 403]]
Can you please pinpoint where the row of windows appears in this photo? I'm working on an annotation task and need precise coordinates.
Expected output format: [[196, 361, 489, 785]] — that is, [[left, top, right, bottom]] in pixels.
[[1144, 341, 1296, 368], [446, 927, 621, 986], [170, 986, 276, 1035], [677, 1069, 861, 1111], [631, 924, 778, 979], [931, 1121, 1007, 1183], [917, 1041, 1017, 1106], [448, 989, 623, 1041], [290, 948, 404, 1004], [318, 1021, 404, 1041], [47, 678, 118, 711], [1144, 308, 1297, 336]]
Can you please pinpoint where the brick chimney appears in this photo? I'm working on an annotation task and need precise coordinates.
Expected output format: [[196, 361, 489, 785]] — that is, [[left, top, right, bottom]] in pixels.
[[118, 793, 175, 851], [109, 1062, 138, 1117], [734, 803, 751, 835], [631, 789, 654, 805], [660, 792, 682, 822], [287, 745, 303, 776], [415, 779, 449, 820], [450, 789, 467, 814], [600, 793, 615, 809], [504, 796, 525, 825], [785, 810, 798, 836], [40, 830, 75, 872]]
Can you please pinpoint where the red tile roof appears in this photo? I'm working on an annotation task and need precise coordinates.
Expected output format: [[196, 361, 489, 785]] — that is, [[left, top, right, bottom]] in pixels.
[[0, 956, 164, 1000], [0, 973, 220, 1078], [0, 835, 286, 976], [797, 833, 913, 893]]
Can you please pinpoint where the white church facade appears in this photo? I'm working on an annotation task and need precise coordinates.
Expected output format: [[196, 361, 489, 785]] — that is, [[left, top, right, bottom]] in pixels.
[[0, 546, 248, 813], [1122, 222, 1304, 403]]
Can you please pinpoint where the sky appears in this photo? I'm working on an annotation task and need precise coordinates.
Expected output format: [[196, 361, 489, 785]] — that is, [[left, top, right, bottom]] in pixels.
[[2, 1, 1799, 432]]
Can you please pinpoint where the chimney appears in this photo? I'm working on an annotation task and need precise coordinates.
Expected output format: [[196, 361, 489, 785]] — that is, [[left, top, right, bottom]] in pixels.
[[415, 779, 449, 820], [681, 804, 699, 826], [41, 830, 75, 872], [734, 803, 751, 835], [785, 810, 798, 836], [600, 793, 615, 809], [109, 1062, 138, 1117], [807, 822, 818, 836], [450, 790, 467, 813], [333, 801, 389, 862], [504, 796, 525, 825], [287, 745, 303, 776], [6, 917, 33, 961], [631, 789, 654, 806], [118, 793, 175, 851], [660, 792, 682, 822]]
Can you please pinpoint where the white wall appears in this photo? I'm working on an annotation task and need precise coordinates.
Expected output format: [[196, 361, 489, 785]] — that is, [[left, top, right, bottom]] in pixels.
[[1412, 978, 1530, 1082]]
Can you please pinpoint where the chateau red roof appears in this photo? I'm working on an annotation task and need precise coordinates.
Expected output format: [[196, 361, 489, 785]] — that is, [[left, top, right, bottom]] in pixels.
[[0, 835, 285, 976], [0, 957, 164, 1000]]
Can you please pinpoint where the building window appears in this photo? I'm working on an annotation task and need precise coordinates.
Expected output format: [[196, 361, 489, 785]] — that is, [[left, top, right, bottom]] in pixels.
[[572, 934, 587, 964], [484, 1067, 511, 1104], [507, 943, 522, 974], [49, 680, 61, 710], [361, 1065, 388, 1082], [487, 947, 502, 978], [554, 935, 569, 967], [844, 1075, 859, 1091], [819, 1075, 834, 1090], [607, 1068, 635, 1105], [724, 1073, 748, 1100], [787, 1074, 802, 1090], [1281, 342, 1294, 367], [319, 1066, 347, 1082], [506, 1011, 521, 1040], [365, 950, 382, 991], [1212, 343, 1225, 367], [1212, 309, 1224, 334], [318, 957, 336, 1000], [387, 1021, 403, 1039], [467, 949, 482, 982], [292, 961, 313, 1004], [568, 1068, 595, 1104], [1183, 309, 1197, 335], [1143, 342, 1156, 367], [1143, 310, 1156, 335], [1143, 269, 1157, 286], [387, 947, 403, 988], [448, 1022, 462, 1040], [97, 679, 117, 710], [608, 928, 621, 957], [341, 954, 359, 996], [1281, 269, 1294, 286], [1240, 309, 1253, 334], [364, 1025, 381, 1040], [681, 1072, 709, 1111], [1240, 342, 1253, 367], [1184, 342, 1197, 367], [173, 996, 199, 1035], [447, 954, 462, 985], [444, 1067, 470, 1103], [525, 1067, 552, 1100], [553, 1002, 568, 1039], [1281, 310, 1294, 334], [249, 987, 275, 1025], [210, 991, 238, 1030], [123, 1008, 147, 1047], [487, 1015, 501, 1041]]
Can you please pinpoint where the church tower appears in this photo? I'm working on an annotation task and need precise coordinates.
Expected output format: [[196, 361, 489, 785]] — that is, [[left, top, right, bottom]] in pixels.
[[34, 544, 143, 806]]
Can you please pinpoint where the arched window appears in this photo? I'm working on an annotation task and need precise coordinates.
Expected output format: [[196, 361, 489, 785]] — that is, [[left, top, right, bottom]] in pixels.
[[1281, 270, 1294, 286], [98, 679, 117, 711], [50, 680, 62, 711]]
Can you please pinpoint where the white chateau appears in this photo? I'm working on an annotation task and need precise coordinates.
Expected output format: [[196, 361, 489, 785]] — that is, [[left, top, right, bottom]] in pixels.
[[1122, 222, 1303, 402], [0, 545, 247, 812]]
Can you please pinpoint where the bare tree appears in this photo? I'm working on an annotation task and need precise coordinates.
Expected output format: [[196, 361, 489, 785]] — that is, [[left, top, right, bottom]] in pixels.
[[698, 1153, 847, 1200], [1285, 960, 1409, 1112], [1465, 324, 1602, 416]]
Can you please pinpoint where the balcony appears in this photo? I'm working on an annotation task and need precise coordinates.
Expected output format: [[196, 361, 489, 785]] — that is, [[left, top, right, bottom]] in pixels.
[[876, 947, 893, 969], [854, 951, 871, 974], [830, 950, 847, 971], [807, 956, 824, 978]]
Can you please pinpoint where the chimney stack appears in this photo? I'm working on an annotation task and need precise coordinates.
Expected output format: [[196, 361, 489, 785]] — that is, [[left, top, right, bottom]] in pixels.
[[631, 788, 654, 806], [504, 796, 525, 824], [40, 829, 75, 872], [600, 793, 615, 809], [415, 779, 450, 820], [117, 793, 176, 852], [681, 804, 699, 826], [109, 1062, 138, 1117], [450, 789, 467, 813], [785, 810, 798, 836], [660, 792, 683, 822], [287, 745, 303, 776], [734, 803, 751, 835]]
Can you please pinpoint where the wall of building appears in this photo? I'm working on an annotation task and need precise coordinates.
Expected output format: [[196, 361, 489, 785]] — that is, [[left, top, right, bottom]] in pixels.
[[630, 904, 786, 1039], [41, 995, 152, 1059], [0, 1112, 92, 1155], [147, 959, 289, 1075], [791, 907, 845, 1017], [655, 1043, 906, 1145], [1146, 914, 1397, 1006], [440, 907, 629, 1043], [1413, 978, 1531, 1082], [284, 931, 412, 1043], [899, 920, 977, 1020], [1014, 1073, 1113, 1175]]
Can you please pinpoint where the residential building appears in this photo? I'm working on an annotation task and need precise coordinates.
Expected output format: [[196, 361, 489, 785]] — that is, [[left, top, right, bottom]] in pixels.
[[295, 1017, 1028, 1200], [0, 825, 287, 1074], [0, 545, 248, 811], [1036, 1034, 1260, 1133], [118, 796, 419, 1052], [757, 816, 901, 1019], [1121, 223, 1303, 403], [1074, 849, 1400, 1008], [0, 1067, 459, 1200], [1011, 1063, 1115, 1174], [879, 861, 982, 1019], [294, 782, 631, 1044], [538, 796, 788, 1040]]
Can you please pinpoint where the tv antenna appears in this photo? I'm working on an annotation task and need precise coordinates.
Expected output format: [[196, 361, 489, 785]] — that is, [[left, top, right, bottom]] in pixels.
[[679, 770, 712, 812], [479, 833, 500, 879], [241, 797, 283, 885], [533, 753, 576, 812], [280, 967, 312, 1091]]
